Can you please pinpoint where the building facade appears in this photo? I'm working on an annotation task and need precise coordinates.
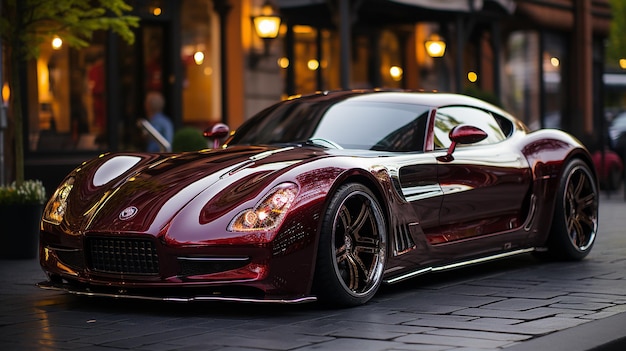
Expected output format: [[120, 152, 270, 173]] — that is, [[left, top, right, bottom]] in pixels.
[[0, 0, 614, 191]]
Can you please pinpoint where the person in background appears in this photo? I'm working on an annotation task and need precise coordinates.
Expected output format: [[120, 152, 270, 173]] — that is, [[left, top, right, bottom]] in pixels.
[[144, 91, 174, 152]]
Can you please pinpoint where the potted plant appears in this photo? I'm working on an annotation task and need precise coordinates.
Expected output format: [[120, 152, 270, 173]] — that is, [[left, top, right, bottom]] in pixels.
[[0, 180, 46, 259]]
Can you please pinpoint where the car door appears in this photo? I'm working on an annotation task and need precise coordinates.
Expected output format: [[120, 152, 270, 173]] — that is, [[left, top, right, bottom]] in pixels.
[[430, 106, 532, 246]]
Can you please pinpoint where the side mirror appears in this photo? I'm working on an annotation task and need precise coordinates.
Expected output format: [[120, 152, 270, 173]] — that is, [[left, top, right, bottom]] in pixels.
[[203, 122, 230, 149], [437, 124, 487, 162]]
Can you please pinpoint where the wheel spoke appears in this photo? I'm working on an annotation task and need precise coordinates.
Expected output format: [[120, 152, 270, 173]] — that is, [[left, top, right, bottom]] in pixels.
[[578, 193, 595, 209], [344, 252, 361, 290], [578, 212, 595, 229], [350, 201, 371, 238], [572, 172, 586, 198], [570, 219, 585, 247]]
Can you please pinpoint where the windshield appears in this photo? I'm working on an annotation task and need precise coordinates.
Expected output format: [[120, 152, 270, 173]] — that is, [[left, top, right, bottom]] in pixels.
[[227, 98, 431, 152]]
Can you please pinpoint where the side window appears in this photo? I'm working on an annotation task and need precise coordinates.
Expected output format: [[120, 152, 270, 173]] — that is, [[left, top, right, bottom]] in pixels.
[[433, 106, 507, 149]]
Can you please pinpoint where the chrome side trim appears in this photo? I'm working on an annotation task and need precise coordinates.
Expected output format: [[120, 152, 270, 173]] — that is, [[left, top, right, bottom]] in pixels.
[[402, 184, 443, 202], [384, 267, 432, 284], [383, 248, 536, 284], [37, 281, 317, 304]]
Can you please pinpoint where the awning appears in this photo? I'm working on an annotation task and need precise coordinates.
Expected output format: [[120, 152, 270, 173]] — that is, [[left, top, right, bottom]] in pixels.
[[389, 0, 515, 13], [279, 0, 516, 13]]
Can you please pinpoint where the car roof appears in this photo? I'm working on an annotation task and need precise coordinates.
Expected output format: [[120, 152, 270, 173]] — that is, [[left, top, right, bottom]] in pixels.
[[289, 90, 514, 119]]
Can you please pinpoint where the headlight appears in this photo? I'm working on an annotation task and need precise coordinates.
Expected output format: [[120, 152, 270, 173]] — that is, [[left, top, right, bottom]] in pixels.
[[43, 177, 74, 225], [228, 182, 299, 232]]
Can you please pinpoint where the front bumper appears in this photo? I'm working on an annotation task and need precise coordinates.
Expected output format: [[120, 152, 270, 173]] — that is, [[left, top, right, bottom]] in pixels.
[[37, 279, 317, 304]]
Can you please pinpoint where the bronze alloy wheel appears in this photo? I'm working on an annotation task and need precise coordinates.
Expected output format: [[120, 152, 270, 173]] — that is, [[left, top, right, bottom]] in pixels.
[[549, 159, 599, 260], [313, 183, 386, 306]]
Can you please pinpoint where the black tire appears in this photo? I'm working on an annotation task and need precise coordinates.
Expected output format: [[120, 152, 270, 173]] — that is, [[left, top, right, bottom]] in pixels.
[[312, 183, 386, 307], [547, 159, 598, 260]]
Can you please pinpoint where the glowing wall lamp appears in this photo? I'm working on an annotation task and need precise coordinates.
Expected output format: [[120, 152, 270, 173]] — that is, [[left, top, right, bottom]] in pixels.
[[253, 2, 281, 39], [425, 34, 446, 58], [250, 1, 281, 68], [51, 36, 63, 50]]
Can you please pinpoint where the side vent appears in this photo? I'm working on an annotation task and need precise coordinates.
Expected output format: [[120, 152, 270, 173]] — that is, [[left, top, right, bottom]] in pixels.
[[394, 224, 416, 256]]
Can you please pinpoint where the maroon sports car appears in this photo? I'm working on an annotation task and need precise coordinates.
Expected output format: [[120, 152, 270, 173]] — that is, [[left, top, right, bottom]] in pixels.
[[39, 90, 599, 306]]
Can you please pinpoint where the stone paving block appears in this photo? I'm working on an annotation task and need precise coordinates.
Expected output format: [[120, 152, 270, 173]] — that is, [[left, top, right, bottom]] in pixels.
[[580, 311, 622, 320], [549, 301, 615, 311], [287, 338, 436, 351], [451, 307, 561, 320], [424, 328, 531, 342], [394, 333, 513, 349], [479, 297, 560, 311], [393, 312, 476, 322], [328, 327, 408, 340], [325, 320, 436, 335], [402, 316, 567, 336], [472, 317, 524, 325], [513, 316, 589, 334], [379, 301, 467, 314], [324, 308, 420, 325], [465, 278, 544, 289], [166, 333, 327, 351], [96, 327, 210, 349], [435, 284, 520, 297], [490, 289, 566, 299]]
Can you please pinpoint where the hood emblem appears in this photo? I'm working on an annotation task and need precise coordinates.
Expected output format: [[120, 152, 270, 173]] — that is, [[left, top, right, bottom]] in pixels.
[[119, 206, 138, 220]]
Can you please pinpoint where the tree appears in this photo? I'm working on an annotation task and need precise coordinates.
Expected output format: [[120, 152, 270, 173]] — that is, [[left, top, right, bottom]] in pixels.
[[0, 0, 138, 185], [606, 0, 626, 68]]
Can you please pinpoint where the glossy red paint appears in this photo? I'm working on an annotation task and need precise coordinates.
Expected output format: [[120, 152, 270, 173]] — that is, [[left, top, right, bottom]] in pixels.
[[39, 90, 598, 305]]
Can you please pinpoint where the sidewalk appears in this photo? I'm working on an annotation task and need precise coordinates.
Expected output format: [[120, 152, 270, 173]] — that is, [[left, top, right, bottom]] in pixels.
[[0, 192, 625, 350]]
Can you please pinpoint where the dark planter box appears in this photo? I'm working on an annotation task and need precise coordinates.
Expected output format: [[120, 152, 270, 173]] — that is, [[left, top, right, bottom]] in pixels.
[[0, 204, 43, 259]]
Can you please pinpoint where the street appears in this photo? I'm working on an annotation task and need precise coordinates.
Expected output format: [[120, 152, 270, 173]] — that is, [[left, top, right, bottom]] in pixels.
[[1, 192, 625, 351]]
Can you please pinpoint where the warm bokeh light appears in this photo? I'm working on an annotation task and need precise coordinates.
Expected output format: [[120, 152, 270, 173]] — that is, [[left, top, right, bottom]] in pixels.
[[390, 66, 403, 81], [307, 59, 319, 71], [425, 34, 446, 58], [620, 58, 626, 70], [152, 7, 162, 16], [2, 82, 10, 105], [551, 57, 560, 67], [277, 57, 289, 69], [467, 71, 478, 83], [51, 36, 63, 50], [193, 51, 205, 65]]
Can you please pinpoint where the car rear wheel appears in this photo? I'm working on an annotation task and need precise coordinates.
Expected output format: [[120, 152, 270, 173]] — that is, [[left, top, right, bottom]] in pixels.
[[313, 183, 386, 306], [547, 159, 598, 260]]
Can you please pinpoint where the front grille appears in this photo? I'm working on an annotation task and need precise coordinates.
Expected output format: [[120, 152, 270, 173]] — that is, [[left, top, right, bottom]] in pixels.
[[87, 237, 159, 275]]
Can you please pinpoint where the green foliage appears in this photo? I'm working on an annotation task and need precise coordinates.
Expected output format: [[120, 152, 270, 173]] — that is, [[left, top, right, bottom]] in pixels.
[[607, 0, 626, 67], [0, 0, 139, 60], [0, 0, 138, 185], [172, 127, 209, 152], [0, 180, 46, 205]]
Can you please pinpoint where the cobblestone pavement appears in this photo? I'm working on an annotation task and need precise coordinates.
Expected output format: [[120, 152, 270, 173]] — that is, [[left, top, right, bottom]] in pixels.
[[1, 193, 625, 351]]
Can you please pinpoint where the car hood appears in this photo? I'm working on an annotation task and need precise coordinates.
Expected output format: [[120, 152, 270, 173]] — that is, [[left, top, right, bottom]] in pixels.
[[61, 145, 331, 235]]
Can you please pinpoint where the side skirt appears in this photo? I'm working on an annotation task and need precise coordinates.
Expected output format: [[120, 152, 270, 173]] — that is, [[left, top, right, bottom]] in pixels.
[[383, 248, 536, 284]]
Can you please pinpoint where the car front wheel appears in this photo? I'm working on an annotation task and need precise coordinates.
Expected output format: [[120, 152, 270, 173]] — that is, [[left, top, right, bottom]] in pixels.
[[547, 159, 598, 260], [313, 183, 386, 306]]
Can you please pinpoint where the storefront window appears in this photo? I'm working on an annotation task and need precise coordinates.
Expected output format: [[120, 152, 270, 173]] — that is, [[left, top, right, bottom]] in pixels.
[[181, 0, 219, 127], [503, 31, 541, 130], [379, 30, 403, 88], [542, 33, 565, 129], [33, 34, 108, 152]]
